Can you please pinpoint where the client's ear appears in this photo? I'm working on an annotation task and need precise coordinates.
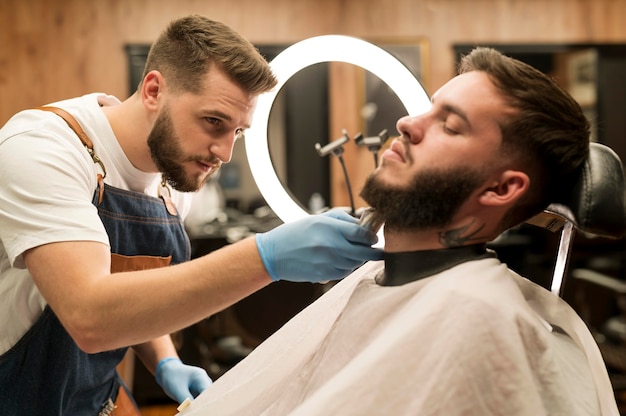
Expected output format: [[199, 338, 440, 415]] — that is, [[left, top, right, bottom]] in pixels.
[[479, 170, 529, 207]]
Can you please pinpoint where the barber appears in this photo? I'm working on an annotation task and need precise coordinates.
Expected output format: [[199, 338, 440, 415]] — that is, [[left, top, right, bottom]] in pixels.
[[0, 15, 382, 415]]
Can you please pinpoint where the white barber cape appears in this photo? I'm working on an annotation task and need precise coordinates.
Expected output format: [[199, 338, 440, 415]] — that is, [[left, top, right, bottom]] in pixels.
[[181, 258, 618, 416]]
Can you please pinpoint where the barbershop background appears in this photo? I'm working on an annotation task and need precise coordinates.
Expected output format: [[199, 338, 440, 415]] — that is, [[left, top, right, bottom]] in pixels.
[[3, 0, 626, 411]]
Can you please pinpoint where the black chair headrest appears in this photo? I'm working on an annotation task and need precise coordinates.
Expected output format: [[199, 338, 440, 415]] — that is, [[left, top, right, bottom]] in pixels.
[[525, 142, 626, 239]]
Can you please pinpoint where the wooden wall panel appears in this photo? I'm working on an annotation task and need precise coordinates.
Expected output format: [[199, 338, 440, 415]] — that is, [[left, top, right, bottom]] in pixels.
[[2, 0, 626, 124], [1, 0, 625, 207]]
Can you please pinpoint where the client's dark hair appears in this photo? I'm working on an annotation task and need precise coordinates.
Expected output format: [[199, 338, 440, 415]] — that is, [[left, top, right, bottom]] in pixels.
[[459, 47, 590, 229]]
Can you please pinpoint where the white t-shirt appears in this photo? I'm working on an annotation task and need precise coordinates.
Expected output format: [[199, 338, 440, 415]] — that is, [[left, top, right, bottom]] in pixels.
[[183, 258, 617, 416], [0, 93, 193, 354]]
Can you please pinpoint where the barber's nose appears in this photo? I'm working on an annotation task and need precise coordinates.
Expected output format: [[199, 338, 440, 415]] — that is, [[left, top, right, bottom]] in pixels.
[[396, 114, 423, 144], [210, 133, 237, 163]]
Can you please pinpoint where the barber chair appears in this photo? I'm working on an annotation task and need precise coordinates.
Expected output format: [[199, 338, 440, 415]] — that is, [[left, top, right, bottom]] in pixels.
[[525, 142, 626, 412], [525, 141, 626, 295]]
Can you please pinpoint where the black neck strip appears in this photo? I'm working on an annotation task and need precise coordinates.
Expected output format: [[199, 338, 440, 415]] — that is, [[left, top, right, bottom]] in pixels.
[[376, 244, 495, 286]]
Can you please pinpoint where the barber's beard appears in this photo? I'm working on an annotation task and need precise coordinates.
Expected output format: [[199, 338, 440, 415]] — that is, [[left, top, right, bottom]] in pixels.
[[148, 107, 221, 192], [359, 166, 487, 232]]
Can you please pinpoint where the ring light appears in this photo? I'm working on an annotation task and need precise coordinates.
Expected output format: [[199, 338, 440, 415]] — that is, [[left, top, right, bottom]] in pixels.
[[246, 35, 431, 224]]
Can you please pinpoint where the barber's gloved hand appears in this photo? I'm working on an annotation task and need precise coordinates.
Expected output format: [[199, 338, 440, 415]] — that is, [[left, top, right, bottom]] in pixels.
[[155, 357, 212, 404], [256, 208, 383, 283]]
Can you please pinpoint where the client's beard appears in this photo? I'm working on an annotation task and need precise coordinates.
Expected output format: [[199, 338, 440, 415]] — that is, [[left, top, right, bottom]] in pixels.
[[359, 166, 488, 232]]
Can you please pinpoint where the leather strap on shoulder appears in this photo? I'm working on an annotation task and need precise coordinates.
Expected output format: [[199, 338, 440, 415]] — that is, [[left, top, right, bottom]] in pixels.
[[35, 106, 106, 203], [36, 106, 95, 149]]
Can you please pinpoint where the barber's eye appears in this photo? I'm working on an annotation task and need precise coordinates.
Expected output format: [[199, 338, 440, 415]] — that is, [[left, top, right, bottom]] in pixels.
[[206, 117, 221, 126]]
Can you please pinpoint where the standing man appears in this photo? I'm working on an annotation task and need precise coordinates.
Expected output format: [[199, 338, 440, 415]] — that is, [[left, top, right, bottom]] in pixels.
[[0, 15, 381, 415]]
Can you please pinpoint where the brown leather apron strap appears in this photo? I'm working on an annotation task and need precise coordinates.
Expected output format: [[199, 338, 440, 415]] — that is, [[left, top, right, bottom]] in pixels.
[[110, 253, 172, 272], [36, 106, 94, 148], [35, 106, 106, 204]]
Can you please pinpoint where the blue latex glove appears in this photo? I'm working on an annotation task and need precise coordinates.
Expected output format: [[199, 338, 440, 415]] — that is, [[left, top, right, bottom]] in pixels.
[[155, 357, 212, 404], [256, 208, 383, 282]]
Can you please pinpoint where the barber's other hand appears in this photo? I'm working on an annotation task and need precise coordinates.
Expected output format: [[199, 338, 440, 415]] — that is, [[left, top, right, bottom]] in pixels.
[[155, 357, 212, 404], [256, 208, 383, 283]]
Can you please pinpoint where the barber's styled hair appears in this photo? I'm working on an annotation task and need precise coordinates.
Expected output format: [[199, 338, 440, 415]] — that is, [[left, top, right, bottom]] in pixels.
[[458, 47, 590, 229], [141, 15, 277, 95]]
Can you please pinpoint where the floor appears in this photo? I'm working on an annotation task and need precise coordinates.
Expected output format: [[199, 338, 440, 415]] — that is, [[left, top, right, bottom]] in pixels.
[[139, 404, 180, 416]]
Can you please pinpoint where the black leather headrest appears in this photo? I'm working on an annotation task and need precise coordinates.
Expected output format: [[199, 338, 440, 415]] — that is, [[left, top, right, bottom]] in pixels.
[[525, 142, 626, 239]]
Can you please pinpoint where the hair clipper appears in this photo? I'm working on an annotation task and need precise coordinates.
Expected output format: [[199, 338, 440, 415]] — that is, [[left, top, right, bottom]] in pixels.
[[358, 207, 384, 233]]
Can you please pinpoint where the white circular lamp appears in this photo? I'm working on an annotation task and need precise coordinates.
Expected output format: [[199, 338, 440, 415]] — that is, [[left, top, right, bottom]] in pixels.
[[246, 35, 431, 224]]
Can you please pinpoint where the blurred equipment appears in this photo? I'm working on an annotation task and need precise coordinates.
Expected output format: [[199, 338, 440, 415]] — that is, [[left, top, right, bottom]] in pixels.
[[184, 175, 226, 239], [315, 130, 354, 215], [354, 129, 389, 168]]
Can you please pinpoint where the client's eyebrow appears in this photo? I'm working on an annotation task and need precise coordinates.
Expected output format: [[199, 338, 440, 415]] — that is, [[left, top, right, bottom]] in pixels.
[[442, 104, 470, 128], [432, 96, 471, 129]]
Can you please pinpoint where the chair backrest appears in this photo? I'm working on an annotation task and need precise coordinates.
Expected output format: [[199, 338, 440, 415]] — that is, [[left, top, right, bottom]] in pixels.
[[525, 142, 626, 295]]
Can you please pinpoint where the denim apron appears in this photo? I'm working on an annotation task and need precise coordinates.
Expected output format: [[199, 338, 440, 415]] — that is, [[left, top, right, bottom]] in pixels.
[[0, 107, 190, 415]]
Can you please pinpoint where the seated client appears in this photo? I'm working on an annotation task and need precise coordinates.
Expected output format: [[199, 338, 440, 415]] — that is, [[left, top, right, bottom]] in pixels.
[[181, 47, 619, 416]]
